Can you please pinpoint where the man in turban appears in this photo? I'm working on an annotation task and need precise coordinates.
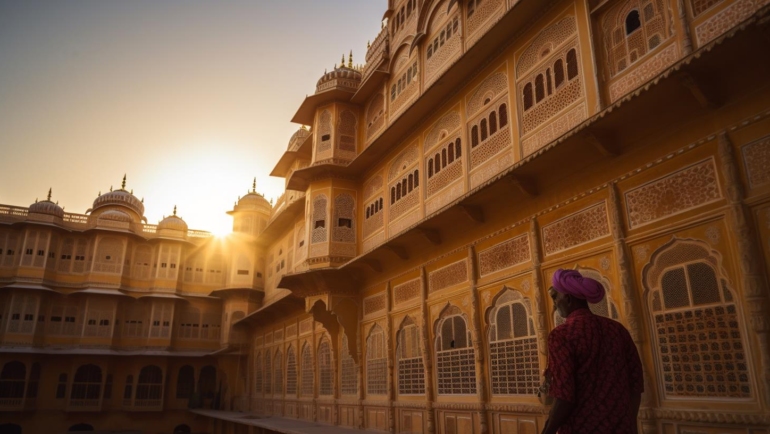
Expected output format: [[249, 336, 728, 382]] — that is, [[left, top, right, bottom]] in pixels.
[[541, 269, 643, 434]]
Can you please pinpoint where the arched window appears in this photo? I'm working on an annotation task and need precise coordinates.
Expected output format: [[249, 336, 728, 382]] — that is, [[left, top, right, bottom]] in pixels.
[[647, 245, 751, 398], [340, 333, 358, 396], [254, 351, 263, 393], [480, 119, 488, 141], [26, 363, 40, 399], [554, 59, 565, 88], [489, 111, 498, 135], [135, 365, 163, 405], [396, 183, 402, 200], [435, 306, 476, 395], [408, 174, 414, 192], [123, 375, 133, 403], [428, 160, 434, 178], [274, 350, 283, 394], [0, 361, 25, 399], [366, 324, 387, 395], [535, 75, 545, 103], [176, 366, 194, 399], [264, 351, 272, 394], [71, 364, 102, 402], [391, 85, 397, 101], [402, 179, 407, 195], [625, 10, 641, 35], [567, 49, 578, 80], [391, 187, 396, 205], [499, 104, 508, 128], [471, 126, 479, 147], [488, 290, 539, 395], [397, 317, 425, 395], [546, 69, 552, 95], [448, 143, 455, 163], [414, 169, 419, 188], [427, 45, 433, 59], [455, 138, 462, 157], [286, 345, 298, 395], [318, 338, 333, 396], [300, 343, 314, 396], [441, 148, 447, 168], [199, 365, 216, 399], [435, 153, 441, 174], [523, 83, 533, 111], [56, 373, 67, 399], [379, 198, 383, 210], [366, 208, 370, 219]]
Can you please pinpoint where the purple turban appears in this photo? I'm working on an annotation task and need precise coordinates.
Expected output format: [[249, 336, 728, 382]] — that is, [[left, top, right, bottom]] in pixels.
[[551, 269, 605, 303]]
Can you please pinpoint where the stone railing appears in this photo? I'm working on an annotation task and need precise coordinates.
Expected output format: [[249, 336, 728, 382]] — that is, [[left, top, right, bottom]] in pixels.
[[268, 191, 306, 224], [364, 27, 389, 79], [0, 205, 29, 220], [67, 398, 102, 412]]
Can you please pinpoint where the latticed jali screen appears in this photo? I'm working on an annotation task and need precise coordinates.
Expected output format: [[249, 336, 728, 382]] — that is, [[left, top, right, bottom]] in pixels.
[[490, 302, 539, 395], [652, 260, 750, 398], [436, 314, 477, 395], [397, 319, 425, 395]]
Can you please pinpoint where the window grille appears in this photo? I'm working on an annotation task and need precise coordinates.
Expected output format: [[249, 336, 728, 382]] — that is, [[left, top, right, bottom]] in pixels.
[[286, 346, 298, 395], [366, 324, 388, 395], [0, 361, 26, 400], [71, 364, 102, 401], [340, 334, 358, 395], [436, 308, 477, 395], [397, 317, 425, 395], [319, 339, 333, 396], [301, 343, 314, 396], [274, 350, 283, 394], [651, 259, 750, 398], [176, 366, 194, 399], [489, 291, 539, 395]]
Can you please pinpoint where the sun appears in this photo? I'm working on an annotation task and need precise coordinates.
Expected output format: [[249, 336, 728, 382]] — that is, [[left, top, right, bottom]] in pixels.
[[209, 217, 233, 238]]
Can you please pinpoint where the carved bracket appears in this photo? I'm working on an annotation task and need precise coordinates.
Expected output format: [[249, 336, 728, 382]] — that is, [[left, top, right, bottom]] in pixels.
[[383, 244, 409, 260], [416, 228, 442, 245], [459, 204, 484, 223], [509, 174, 538, 197], [679, 72, 720, 109], [584, 129, 619, 157]]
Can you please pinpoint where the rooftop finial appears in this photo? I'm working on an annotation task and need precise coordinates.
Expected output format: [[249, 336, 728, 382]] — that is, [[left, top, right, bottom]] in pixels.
[[141, 197, 144, 203], [130, 189, 133, 194], [173, 205, 177, 216], [367, 40, 371, 49], [348, 50, 353, 68], [47, 188, 52, 201], [110, 185, 113, 192], [98, 191, 101, 196], [121, 174, 126, 190], [341, 54, 345, 67], [252, 177, 256, 193]]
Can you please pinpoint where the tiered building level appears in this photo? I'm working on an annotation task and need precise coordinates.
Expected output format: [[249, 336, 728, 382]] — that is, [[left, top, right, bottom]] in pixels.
[[3, 0, 770, 433]]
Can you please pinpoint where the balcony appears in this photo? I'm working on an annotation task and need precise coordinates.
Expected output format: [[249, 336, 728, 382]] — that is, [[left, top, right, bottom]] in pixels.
[[0, 397, 33, 412], [67, 398, 102, 412]]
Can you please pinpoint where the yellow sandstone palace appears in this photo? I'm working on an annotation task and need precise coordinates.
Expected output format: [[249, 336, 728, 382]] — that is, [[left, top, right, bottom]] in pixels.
[[2, 0, 770, 433]]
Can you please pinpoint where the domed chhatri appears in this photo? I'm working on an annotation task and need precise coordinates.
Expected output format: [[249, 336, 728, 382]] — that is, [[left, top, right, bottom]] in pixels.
[[287, 126, 311, 152], [232, 178, 272, 213], [90, 175, 145, 222], [28, 188, 64, 219], [97, 209, 132, 223], [315, 51, 362, 94], [158, 205, 189, 233]]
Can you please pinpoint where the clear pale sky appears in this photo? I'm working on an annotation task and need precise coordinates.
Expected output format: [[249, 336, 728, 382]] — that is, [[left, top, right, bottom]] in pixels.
[[0, 0, 386, 235]]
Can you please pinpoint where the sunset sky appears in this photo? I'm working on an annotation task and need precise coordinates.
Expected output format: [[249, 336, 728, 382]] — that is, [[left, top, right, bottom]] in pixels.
[[0, 0, 386, 235]]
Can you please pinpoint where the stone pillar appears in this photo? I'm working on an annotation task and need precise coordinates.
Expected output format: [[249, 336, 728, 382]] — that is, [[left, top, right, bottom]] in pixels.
[[607, 183, 644, 344], [528, 219, 548, 354], [676, 0, 694, 56], [386, 282, 396, 434], [357, 318, 365, 430], [718, 132, 770, 406], [420, 267, 437, 434], [608, 182, 657, 433], [468, 246, 490, 434]]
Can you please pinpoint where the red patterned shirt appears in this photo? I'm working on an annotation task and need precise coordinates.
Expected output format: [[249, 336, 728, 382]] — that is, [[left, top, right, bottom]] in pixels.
[[547, 308, 643, 434]]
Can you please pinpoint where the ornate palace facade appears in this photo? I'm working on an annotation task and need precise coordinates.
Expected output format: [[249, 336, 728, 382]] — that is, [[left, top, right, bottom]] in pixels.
[[2, 0, 770, 433]]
